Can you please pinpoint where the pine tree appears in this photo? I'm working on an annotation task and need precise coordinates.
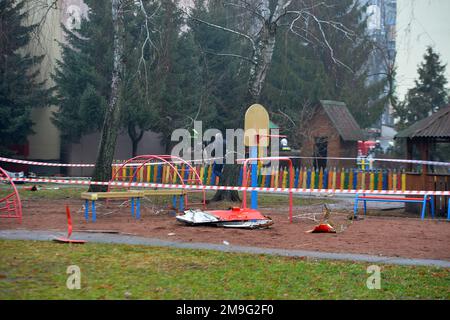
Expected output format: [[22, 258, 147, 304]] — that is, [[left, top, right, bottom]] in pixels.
[[395, 46, 448, 129], [52, 0, 112, 165], [53, 1, 204, 160], [144, 1, 209, 153], [188, 0, 250, 202], [188, 0, 247, 131], [0, 0, 51, 156], [319, 0, 388, 129]]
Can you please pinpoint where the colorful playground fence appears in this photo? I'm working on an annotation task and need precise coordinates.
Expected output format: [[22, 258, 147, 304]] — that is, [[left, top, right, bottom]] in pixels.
[[111, 161, 407, 192]]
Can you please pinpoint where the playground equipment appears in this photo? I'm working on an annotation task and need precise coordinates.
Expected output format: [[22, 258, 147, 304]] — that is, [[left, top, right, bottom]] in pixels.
[[244, 104, 270, 210], [81, 191, 144, 222], [354, 194, 435, 220], [176, 104, 280, 229], [109, 154, 205, 207], [241, 156, 294, 223], [0, 166, 22, 223], [106, 155, 205, 219], [82, 189, 188, 221]]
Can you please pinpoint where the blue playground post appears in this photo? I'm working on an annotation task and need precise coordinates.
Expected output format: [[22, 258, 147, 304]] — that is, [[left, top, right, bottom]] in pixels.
[[179, 195, 185, 211], [363, 193, 367, 215], [91, 200, 96, 222], [353, 194, 359, 217], [447, 197, 450, 220], [430, 195, 435, 218], [84, 199, 89, 221], [250, 146, 258, 209], [421, 194, 435, 220], [172, 195, 177, 210], [136, 198, 141, 220]]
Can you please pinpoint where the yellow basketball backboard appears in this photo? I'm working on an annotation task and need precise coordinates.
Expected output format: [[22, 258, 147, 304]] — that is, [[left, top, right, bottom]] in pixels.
[[244, 104, 269, 147]]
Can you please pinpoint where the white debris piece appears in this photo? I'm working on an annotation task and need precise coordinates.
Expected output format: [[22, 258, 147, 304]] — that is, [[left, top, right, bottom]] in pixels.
[[176, 209, 219, 225], [216, 220, 273, 229], [176, 209, 274, 229]]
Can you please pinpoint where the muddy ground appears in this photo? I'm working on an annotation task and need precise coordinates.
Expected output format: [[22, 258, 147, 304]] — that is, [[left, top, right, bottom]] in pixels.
[[1, 198, 449, 261]]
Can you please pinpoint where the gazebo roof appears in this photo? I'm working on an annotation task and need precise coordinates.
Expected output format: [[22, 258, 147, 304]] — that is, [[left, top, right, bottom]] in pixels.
[[396, 105, 450, 139]]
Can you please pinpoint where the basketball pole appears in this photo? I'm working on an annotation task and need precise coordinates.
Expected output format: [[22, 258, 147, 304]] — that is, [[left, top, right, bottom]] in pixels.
[[250, 142, 258, 209], [244, 104, 269, 210]]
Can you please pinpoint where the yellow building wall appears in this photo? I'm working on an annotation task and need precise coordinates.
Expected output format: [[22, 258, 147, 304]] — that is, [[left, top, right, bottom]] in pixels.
[[21, 0, 163, 165], [23, 0, 66, 160]]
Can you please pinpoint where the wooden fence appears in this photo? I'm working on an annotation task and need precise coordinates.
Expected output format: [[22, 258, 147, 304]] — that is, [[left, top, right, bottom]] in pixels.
[[112, 162, 407, 192]]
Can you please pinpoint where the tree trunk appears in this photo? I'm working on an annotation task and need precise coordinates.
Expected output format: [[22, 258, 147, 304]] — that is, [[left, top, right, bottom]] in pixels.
[[211, 164, 241, 202], [164, 135, 172, 155], [131, 135, 142, 158], [128, 124, 144, 157], [59, 136, 70, 176], [247, 21, 277, 101], [89, 0, 124, 192]]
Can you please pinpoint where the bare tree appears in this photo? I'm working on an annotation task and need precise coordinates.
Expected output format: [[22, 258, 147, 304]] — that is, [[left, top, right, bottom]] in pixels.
[[186, 0, 354, 103], [89, 0, 125, 191], [185, 0, 356, 201], [87, 0, 168, 189]]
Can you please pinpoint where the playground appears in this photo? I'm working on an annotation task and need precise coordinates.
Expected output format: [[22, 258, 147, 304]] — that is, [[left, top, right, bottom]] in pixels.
[[1, 189, 449, 299], [1, 105, 449, 300], [0, 189, 449, 261]]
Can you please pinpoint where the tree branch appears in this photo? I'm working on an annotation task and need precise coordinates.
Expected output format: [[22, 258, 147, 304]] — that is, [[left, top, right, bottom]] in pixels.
[[203, 50, 255, 64], [183, 9, 257, 55]]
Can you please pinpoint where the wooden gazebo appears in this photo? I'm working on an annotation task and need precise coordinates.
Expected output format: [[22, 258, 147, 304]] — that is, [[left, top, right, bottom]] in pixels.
[[395, 105, 450, 215]]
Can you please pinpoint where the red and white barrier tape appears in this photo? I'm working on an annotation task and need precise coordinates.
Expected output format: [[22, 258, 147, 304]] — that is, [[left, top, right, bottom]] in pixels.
[[237, 156, 450, 167], [0, 157, 95, 167], [6, 177, 450, 196], [0, 156, 223, 168], [1, 156, 450, 168], [372, 158, 450, 166]]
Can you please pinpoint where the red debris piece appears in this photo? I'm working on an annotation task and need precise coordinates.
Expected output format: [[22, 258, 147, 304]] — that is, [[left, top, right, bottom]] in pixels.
[[306, 223, 336, 234]]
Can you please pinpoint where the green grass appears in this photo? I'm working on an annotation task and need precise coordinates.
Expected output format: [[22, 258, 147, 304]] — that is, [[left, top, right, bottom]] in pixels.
[[0, 184, 88, 200], [0, 240, 448, 299]]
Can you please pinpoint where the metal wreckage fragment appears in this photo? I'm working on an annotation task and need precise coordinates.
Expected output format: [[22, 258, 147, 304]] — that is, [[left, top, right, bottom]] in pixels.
[[176, 207, 274, 229]]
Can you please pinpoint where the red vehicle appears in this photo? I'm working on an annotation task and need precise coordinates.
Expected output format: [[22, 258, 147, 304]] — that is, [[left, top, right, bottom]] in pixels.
[[358, 140, 377, 157]]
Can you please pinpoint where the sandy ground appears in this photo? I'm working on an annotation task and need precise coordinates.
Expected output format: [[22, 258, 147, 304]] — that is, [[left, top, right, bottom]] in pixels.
[[1, 198, 449, 261]]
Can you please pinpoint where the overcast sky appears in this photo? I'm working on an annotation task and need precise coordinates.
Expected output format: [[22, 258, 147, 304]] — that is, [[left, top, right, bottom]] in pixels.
[[396, 0, 450, 99]]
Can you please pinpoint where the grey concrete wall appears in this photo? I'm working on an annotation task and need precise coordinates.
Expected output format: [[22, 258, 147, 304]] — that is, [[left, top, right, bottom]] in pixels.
[[67, 130, 165, 176]]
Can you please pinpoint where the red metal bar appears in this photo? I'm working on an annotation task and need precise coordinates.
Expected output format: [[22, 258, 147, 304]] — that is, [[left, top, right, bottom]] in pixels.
[[108, 155, 206, 209], [242, 157, 294, 223], [0, 166, 22, 222]]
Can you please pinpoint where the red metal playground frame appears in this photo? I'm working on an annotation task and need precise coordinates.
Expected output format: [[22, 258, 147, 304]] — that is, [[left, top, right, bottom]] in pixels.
[[0, 166, 22, 223], [241, 157, 294, 223], [108, 155, 206, 209]]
